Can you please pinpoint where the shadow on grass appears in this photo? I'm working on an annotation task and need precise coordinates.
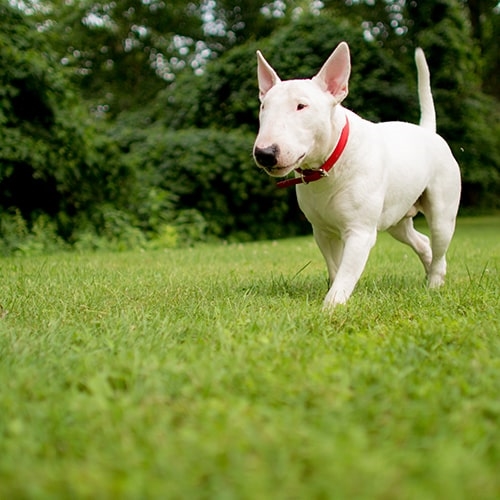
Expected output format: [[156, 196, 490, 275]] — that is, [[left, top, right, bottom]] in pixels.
[[239, 267, 428, 305], [238, 268, 327, 301]]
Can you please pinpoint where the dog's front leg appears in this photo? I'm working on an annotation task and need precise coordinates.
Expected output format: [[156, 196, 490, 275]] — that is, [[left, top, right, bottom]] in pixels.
[[313, 228, 344, 286], [322, 229, 377, 309]]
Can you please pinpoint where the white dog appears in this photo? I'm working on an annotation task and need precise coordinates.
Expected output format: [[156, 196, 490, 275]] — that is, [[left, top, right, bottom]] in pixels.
[[253, 42, 461, 308]]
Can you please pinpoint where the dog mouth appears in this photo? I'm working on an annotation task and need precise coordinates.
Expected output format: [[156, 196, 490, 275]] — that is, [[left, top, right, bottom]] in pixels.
[[265, 166, 294, 177], [264, 154, 306, 177]]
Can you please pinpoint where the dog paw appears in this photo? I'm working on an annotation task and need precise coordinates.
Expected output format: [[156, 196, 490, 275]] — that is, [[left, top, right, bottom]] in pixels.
[[322, 290, 349, 310], [428, 274, 445, 288]]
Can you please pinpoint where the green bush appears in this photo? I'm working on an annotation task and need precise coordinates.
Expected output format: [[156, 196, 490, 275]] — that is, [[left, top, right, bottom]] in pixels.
[[0, 210, 67, 256], [124, 126, 307, 241], [0, 3, 130, 237]]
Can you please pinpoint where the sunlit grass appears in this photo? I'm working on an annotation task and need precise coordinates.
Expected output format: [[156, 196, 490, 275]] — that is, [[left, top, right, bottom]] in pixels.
[[0, 217, 499, 498]]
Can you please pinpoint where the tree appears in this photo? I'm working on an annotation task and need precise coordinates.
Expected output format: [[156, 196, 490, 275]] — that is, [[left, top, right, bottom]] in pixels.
[[465, 0, 500, 98], [157, 14, 416, 131], [1, 1, 68, 218], [30, 0, 207, 115], [27, 0, 289, 116], [406, 0, 500, 207], [0, 1, 132, 235]]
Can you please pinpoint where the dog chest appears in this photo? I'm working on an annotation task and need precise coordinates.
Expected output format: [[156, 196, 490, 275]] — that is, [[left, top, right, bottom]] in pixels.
[[295, 178, 383, 236]]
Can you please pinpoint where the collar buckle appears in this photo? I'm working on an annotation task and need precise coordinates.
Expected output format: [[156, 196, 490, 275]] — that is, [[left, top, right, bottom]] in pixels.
[[299, 167, 329, 185]]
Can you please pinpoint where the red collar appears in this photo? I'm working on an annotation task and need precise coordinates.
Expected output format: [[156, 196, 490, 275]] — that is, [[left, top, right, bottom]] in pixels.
[[276, 116, 350, 189]]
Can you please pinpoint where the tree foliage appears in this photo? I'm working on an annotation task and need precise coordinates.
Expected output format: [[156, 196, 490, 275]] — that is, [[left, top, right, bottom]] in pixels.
[[34, 0, 207, 115], [159, 16, 415, 132], [31, 0, 288, 116], [0, 0, 499, 253], [0, 1, 135, 238]]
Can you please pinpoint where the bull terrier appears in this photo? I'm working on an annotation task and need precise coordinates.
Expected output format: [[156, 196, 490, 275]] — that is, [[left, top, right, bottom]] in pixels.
[[253, 42, 461, 309]]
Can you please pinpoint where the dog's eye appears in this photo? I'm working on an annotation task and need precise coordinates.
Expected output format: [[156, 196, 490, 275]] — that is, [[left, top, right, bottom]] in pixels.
[[297, 103, 308, 111]]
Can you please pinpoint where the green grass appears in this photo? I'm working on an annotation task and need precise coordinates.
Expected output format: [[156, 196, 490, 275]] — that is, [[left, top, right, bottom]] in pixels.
[[1, 216, 499, 499]]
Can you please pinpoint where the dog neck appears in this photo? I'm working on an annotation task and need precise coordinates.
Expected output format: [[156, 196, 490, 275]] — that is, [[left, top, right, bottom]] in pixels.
[[276, 114, 350, 189]]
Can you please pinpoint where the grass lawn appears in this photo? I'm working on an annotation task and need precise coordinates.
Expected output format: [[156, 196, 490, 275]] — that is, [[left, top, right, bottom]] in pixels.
[[0, 216, 499, 499]]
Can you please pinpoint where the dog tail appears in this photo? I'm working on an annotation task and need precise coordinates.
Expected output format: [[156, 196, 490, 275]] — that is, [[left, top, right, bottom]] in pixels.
[[415, 48, 436, 133]]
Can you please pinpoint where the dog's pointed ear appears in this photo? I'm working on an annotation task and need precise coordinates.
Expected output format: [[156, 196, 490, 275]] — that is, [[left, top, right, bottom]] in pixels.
[[312, 42, 351, 103], [257, 50, 281, 100]]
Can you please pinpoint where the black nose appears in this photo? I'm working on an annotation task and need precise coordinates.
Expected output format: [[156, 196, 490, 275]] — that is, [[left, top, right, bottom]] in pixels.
[[254, 144, 279, 168]]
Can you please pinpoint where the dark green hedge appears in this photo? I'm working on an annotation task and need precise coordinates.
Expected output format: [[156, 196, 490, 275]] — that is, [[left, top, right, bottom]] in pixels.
[[123, 126, 308, 241]]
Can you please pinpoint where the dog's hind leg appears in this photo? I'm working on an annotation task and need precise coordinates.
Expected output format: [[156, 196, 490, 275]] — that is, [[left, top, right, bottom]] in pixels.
[[387, 217, 432, 275], [425, 213, 457, 288], [420, 179, 460, 288]]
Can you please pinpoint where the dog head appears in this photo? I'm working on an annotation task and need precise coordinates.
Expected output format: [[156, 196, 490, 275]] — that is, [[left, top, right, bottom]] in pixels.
[[253, 42, 351, 177]]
